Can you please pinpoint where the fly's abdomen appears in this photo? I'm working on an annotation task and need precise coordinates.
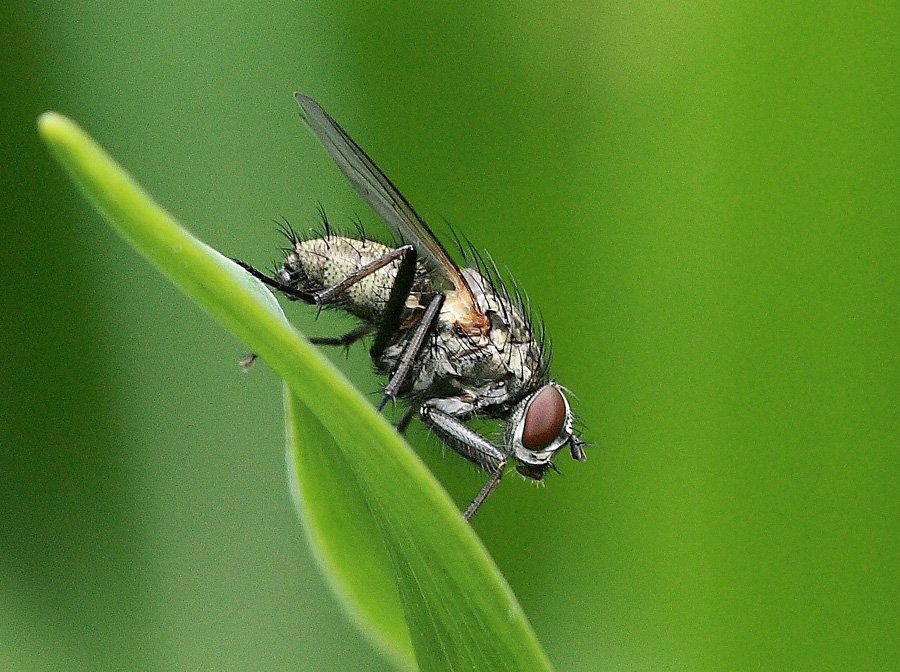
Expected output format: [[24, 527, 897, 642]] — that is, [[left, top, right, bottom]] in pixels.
[[276, 235, 432, 322]]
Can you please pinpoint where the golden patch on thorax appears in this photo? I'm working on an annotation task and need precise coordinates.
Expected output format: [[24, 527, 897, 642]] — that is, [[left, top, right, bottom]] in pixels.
[[440, 291, 491, 338]]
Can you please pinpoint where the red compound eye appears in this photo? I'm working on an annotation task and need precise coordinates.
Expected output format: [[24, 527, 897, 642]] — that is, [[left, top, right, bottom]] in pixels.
[[521, 385, 567, 450]]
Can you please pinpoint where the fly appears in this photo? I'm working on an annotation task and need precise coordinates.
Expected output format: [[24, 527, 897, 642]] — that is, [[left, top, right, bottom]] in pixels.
[[234, 93, 586, 520]]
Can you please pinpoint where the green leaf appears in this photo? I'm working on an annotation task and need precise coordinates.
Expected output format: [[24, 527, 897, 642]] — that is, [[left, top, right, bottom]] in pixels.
[[38, 112, 556, 672], [285, 388, 413, 668]]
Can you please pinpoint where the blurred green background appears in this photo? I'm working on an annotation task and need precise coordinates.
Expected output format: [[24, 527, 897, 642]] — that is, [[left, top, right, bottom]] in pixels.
[[2, 1, 898, 670]]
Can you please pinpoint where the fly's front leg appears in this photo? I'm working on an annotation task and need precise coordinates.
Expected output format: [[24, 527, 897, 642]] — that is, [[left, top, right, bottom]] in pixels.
[[419, 402, 509, 520], [464, 469, 506, 521]]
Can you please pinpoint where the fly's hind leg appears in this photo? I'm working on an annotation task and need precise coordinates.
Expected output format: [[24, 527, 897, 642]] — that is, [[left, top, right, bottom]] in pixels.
[[234, 245, 444, 420], [231, 244, 415, 354], [236, 324, 370, 370], [419, 402, 509, 520], [230, 245, 415, 309], [309, 324, 373, 348], [230, 258, 319, 303]]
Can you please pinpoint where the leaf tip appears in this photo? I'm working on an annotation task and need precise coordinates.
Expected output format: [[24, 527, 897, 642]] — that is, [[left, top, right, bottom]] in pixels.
[[36, 111, 73, 144]]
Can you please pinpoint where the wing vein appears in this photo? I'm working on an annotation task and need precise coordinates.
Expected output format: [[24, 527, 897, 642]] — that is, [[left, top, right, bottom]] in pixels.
[[294, 93, 476, 310]]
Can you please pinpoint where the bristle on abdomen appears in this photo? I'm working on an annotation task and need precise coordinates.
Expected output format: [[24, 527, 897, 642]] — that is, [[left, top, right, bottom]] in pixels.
[[275, 235, 432, 322]]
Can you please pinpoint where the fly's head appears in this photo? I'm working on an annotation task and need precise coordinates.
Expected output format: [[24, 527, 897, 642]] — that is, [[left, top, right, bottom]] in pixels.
[[505, 383, 586, 480]]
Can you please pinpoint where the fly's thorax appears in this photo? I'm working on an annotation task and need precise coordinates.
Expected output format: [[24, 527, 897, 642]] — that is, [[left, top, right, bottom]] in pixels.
[[420, 267, 546, 409], [464, 268, 544, 380], [462, 268, 535, 344], [277, 235, 432, 322]]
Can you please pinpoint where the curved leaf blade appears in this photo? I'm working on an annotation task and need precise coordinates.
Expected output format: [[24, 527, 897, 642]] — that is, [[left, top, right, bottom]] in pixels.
[[38, 111, 556, 672], [285, 387, 414, 669]]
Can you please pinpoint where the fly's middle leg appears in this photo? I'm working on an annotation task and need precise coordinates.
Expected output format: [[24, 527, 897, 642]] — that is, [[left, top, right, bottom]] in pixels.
[[395, 405, 418, 434], [376, 293, 444, 411]]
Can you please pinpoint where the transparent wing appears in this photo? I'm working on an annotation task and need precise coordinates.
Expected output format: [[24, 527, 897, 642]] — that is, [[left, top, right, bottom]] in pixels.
[[294, 92, 481, 313]]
